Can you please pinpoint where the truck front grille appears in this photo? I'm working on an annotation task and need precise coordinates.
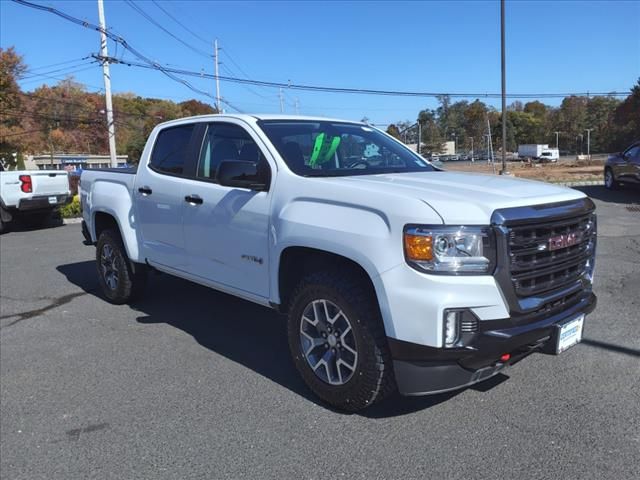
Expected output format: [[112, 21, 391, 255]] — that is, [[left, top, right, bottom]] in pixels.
[[506, 213, 596, 297]]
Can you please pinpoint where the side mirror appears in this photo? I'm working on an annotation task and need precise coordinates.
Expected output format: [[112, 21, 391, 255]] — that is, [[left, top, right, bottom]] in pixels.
[[216, 160, 268, 190]]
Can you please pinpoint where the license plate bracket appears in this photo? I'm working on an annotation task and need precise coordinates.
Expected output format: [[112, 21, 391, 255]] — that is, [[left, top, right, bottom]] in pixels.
[[554, 314, 585, 354]]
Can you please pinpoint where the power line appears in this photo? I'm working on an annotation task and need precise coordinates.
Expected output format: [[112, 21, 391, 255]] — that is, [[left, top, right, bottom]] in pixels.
[[220, 63, 273, 100], [12, 0, 219, 107], [1, 108, 104, 125], [123, 0, 211, 58], [19, 65, 102, 87], [151, 0, 210, 45], [25, 57, 92, 73], [0, 128, 49, 139], [22, 59, 95, 79], [102, 55, 630, 100]]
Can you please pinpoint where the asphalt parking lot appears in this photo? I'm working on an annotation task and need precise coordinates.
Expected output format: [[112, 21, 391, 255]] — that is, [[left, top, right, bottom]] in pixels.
[[1, 186, 638, 480]]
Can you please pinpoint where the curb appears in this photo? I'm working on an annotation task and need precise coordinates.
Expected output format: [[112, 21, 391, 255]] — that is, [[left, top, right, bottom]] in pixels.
[[552, 180, 605, 187]]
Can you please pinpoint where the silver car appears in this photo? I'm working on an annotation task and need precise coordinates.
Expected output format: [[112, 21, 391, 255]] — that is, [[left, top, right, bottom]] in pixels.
[[604, 141, 640, 189]]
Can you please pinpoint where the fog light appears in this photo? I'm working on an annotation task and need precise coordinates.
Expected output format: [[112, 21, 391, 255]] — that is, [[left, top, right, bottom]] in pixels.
[[443, 310, 460, 347]]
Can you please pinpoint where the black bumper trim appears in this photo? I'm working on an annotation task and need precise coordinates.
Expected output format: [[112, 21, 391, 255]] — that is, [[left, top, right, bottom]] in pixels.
[[17, 195, 70, 211], [389, 292, 596, 396]]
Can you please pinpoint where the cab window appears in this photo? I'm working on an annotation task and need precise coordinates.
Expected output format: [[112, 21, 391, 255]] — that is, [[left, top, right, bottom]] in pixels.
[[197, 123, 268, 180], [149, 125, 196, 175]]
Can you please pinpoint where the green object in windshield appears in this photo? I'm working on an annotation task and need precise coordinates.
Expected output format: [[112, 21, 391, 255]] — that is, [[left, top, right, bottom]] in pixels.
[[309, 132, 341, 167]]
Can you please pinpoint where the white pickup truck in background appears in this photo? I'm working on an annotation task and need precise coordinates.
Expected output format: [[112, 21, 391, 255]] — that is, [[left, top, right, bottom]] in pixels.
[[80, 114, 597, 411], [0, 165, 71, 233]]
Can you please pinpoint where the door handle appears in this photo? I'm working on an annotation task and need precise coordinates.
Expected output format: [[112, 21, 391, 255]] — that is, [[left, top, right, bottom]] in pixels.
[[138, 186, 152, 195], [184, 194, 203, 205]]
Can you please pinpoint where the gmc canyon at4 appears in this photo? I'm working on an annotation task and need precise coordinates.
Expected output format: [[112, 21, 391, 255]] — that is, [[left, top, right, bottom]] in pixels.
[[80, 115, 597, 411]]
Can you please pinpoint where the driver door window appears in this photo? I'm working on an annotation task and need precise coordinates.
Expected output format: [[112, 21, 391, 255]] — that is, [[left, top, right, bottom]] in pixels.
[[197, 123, 265, 180]]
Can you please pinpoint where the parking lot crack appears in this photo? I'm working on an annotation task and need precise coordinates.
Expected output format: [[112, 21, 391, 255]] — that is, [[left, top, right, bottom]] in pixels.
[[0, 291, 90, 329]]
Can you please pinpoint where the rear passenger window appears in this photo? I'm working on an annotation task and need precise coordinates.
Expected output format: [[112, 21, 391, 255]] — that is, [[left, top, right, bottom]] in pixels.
[[197, 123, 265, 180], [150, 125, 195, 175]]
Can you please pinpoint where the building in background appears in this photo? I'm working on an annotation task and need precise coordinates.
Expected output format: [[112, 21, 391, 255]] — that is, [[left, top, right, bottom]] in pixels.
[[27, 154, 128, 171]]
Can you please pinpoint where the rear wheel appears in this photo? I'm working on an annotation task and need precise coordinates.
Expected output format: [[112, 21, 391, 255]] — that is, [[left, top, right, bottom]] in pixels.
[[287, 270, 395, 411], [96, 229, 147, 304], [604, 168, 619, 190]]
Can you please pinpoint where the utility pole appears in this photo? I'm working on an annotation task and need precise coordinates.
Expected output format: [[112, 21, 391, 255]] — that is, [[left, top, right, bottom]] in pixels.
[[554, 131, 560, 150], [417, 121, 422, 155], [279, 88, 284, 113], [499, 0, 508, 175], [585, 128, 592, 159], [578, 134, 583, 155], [470, 137, 474, 162], [97, 0, 117, 168], [214, 39, 221, 113], [294, 97, 300, 115]]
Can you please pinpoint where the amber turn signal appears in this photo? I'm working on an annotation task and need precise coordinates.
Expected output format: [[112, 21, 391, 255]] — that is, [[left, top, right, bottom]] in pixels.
[[404, 233, 433, 261]]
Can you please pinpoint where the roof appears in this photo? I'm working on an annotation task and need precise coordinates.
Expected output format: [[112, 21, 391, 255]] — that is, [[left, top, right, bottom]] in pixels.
[[157, 113, 366, 128]]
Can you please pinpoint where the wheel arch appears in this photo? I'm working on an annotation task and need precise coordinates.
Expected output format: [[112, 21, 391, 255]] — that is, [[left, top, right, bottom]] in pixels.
[[92, 209, 139, 262], [275, 246, 394, 337]]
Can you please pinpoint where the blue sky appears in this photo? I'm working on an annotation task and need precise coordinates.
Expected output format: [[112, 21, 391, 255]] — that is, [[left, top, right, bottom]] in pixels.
[[1, 0, 639, 125]]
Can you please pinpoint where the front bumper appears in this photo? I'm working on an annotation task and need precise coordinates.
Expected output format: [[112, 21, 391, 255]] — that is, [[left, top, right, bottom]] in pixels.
[[390, 291, 597, 396], [17, 194, 70, 211]]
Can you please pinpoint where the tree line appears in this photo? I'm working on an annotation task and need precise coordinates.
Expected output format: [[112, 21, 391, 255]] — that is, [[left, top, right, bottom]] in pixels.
[[387, 84, 639, 155]]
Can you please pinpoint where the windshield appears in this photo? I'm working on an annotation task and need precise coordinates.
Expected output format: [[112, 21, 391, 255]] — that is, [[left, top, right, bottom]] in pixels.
[[258, 120, 435, 177]]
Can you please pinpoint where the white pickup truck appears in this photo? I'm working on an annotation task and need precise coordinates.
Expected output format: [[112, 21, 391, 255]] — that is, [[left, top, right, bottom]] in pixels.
[[0, 165, 71, 233], [80, 114, 597, 411]]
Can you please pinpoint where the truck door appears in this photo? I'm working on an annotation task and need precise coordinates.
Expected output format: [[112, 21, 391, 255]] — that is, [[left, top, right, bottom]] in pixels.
[[134, 123, 200, 272], [181, 121, 272, 299]]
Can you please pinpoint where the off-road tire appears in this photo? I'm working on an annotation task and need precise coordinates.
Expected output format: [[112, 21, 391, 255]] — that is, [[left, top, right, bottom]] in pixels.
[[287, 270, 396, 412], [96, 229, 147, 304]]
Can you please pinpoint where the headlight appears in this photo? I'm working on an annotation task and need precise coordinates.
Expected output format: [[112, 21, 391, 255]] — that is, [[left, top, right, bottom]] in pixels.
[[404, 225, 496, 274]]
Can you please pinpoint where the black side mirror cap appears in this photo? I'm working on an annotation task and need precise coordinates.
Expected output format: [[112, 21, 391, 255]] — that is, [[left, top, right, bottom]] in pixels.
[[216, 160, 268, 190]]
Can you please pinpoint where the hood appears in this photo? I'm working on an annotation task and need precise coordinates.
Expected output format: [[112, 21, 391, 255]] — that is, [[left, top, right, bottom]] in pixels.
[[328, 171, 585, 224]]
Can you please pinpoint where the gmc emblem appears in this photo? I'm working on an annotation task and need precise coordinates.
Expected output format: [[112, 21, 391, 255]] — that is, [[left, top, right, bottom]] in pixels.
[[548, 232, 580, 251]]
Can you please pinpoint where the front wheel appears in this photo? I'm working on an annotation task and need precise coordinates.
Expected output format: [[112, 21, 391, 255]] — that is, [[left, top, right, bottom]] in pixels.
[[287, 270, 395, 411], [96, 229, 147, 304], [604, 168, 619, 190]]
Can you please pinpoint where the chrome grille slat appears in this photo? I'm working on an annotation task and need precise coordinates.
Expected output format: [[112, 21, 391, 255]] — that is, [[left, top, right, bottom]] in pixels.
[[508, 217, 593, 248], [511, 249, 590, 280], [507, 213, 595, 297], [510, 244, 592, 272]]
